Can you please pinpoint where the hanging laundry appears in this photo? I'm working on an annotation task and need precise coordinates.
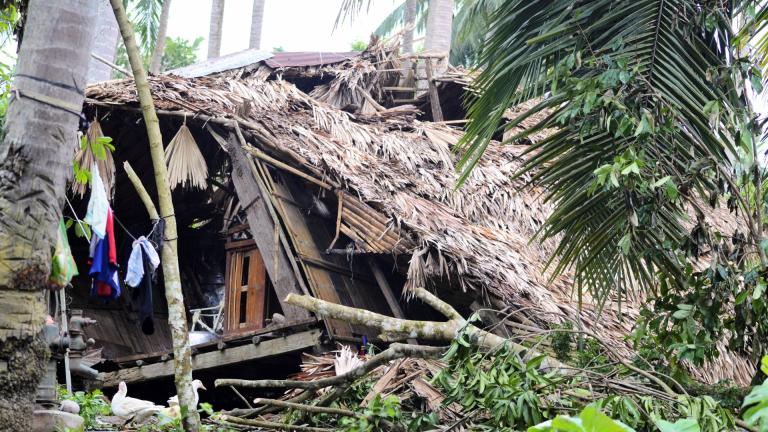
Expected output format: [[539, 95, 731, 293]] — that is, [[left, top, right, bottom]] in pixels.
[[126, 236, 160, 335], [84, 163, 109, 238], [89, 208, 120, 300], [125, 236, 160, 287], [134, 252, 156, 335]]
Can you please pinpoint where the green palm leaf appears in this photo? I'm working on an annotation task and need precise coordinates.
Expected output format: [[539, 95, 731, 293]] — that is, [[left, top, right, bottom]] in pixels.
[[459, 0, 747, 303]]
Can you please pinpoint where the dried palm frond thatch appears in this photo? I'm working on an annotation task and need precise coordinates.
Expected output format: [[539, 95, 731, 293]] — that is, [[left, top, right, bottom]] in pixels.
[[164, 120, 208, 190], [85, 73, 754, 386], [71, 119, 115, 198]]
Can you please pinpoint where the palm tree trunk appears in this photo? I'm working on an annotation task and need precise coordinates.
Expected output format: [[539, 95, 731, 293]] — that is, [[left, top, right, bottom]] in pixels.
[[249, 0, 265, 50], [401, 0, 417, 80], [424, 0, 453, 73], [208, 0, 225, 59], [149, 0, 173, 74], [88, 0, 120, 82], [108, 1, 200, 430], [0, 0, 96, 429]]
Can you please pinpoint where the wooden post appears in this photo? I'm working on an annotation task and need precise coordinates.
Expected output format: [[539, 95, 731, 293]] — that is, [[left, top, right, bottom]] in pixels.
[[367, 258, 406, 319], [123, 161, 159, 220], [424, 58, 444, 122], [367, 258, 417, 345], [225, 132, 310, 320]]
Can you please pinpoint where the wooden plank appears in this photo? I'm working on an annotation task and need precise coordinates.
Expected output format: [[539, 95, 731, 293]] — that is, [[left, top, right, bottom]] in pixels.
[[260, 167, 353, 338], [368, 259, 417, 345], [100, 329, 322, 387], [298, 254, 376, 285], [226, 133, 310, 320], [368, 259, 406, 319], [246, 249, 266, 330], [225, 239, 257, 250], [424, 59, 444, 122], [226, 223, 250, 234]]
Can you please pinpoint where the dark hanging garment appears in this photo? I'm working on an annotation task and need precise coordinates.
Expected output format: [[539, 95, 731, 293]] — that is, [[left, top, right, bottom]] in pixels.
[[132, 252, 155, 335]]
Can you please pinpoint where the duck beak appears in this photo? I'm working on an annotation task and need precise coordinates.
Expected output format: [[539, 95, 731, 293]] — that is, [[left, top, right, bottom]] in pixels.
[[200, 384, 207, 391]]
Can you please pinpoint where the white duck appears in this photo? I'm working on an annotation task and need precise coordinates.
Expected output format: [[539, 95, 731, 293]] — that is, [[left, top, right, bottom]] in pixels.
[[111, 381, 163, 417], [167, 379, 207, 407]]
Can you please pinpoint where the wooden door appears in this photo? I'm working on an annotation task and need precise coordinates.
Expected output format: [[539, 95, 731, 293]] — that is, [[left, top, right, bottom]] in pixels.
[[225, 248, 266, 334]]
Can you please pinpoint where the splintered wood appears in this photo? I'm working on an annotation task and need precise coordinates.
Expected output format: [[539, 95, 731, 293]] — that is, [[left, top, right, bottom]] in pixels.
[[278, 349, 460, 422]]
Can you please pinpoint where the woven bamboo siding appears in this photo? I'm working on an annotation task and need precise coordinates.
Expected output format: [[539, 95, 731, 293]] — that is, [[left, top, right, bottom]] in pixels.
[[338, 192, 412, 254]]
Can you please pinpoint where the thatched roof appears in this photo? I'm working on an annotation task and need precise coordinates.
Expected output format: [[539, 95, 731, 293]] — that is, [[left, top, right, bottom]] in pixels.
[[84, 72, 754, 385]]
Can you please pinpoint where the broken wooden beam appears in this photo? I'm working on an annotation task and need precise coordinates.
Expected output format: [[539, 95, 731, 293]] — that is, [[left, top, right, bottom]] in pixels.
[[225, 131, 310, 320], [98, 329, 321, 387]]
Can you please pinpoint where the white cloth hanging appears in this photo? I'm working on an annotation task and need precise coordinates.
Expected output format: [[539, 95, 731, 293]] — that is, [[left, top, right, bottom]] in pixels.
[[125, 236, 160, 287], [84, 164, 109, 238]]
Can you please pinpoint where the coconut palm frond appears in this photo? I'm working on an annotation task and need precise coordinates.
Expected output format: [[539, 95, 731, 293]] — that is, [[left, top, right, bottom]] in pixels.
[[458, 0, 745, 303], [451, 0, 503, 66], [374, 0, 429, 37], [736, 1, 768, 76], [165, 122, 208, 190], [128, 0, 162, 50], [335, 0, 374, 29]]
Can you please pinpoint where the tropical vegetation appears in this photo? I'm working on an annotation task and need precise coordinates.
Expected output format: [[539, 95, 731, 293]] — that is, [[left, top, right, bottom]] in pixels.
[[457, 0, 768, 386]]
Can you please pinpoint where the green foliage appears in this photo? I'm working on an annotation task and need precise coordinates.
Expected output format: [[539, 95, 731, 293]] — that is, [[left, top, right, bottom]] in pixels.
[[528, 404, 635, 432], [743, 357, 768, 431], [435, 332, 558, 430], [455, 0, 768, 379], [161, 36, 202, 72], [339, 395, 402, 431], [458, 0, 757, 309], [655, 418, 700, 432], [369, 0, 503, 67], [57, 387, 110, 429], [272, 46, 285, 53], [634, 254, 768, 371], [350, 40, 368, 52], [124, 0, 163, 55], [550, 321, 575, 362], [0, 1, 19, 131], [335, 394, 437, 432], [116, 35, 202, 75], [64, 217, 92, 240], [71, 134, 115, 193]]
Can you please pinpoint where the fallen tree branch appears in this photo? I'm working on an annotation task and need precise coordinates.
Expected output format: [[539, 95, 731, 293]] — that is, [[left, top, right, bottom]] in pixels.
[[216, 343, 445, 390], [229, 386, 252, 409], [284, 288, 568, 372], [410, 287, 462, 320], [285, 288, 509, 349], [219, 415, 334, 432], [253, 398, 358, 417], [223, 390, 314, 418]]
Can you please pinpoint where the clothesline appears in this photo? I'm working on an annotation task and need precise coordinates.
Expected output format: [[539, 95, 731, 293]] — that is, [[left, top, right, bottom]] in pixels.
[[66, 195, 161, 250], [64, 196, 92, 243]]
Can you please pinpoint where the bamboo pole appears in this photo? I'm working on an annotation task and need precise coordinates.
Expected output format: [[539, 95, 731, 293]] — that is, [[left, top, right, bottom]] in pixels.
[[242, 144, 332, 190], [108, 1, 200, 430], [123, 161, 159, 220]]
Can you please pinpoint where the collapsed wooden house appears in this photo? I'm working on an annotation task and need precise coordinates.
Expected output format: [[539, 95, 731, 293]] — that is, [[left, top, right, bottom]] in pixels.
[[64, 43, 754, 403]]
